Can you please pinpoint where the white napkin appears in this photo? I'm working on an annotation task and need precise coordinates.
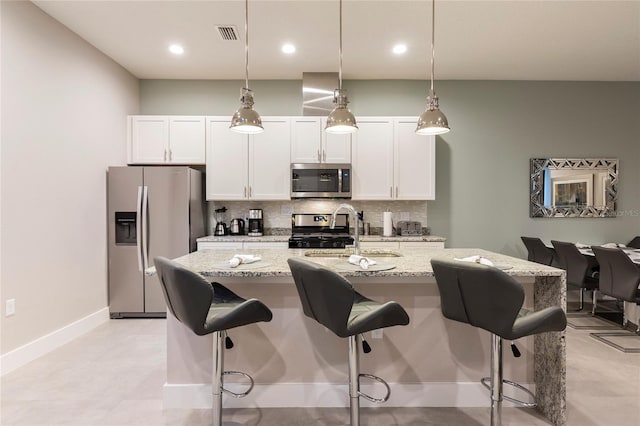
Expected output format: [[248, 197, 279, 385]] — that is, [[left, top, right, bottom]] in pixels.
[[228, 254, 262, 268], [602, 242, 625, 248], [348, 254, 377, 270], [574, 242, 589, 249], [454, 255, 494, 267]]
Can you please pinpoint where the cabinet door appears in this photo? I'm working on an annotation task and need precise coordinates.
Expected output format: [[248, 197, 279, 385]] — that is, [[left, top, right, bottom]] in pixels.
[[321, 117, 351, 163], [249, 118, 291, 200], [168, 116, 206, 164], [129, 116, 169, 164], [351, 118, 394, 200], [291, 117, 322, 163], [205, 117, 248, 200], [394, 119, 436, 200]]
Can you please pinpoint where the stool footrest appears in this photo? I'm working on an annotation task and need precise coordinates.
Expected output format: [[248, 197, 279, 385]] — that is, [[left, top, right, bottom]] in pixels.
[[358, 373, 391, 403], [222, 370, 255, 398], [480, 377, 537, 408]]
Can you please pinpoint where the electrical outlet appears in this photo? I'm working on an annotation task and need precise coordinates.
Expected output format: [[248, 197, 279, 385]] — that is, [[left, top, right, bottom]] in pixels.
[[371, 329, 383, 339], [6, 299, 15, 317]]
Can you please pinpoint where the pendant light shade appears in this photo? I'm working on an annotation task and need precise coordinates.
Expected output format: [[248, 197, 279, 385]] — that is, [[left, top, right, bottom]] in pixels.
[[325, 0, 357, 134], [326, 89, 357, 134], [230, 88, 263, 134], [416, 0, 450, 136], [230, 0, 263, 134]]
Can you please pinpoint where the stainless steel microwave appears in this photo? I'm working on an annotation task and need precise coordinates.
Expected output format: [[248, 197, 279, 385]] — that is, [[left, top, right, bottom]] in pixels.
[[290, 163, 351, 199]]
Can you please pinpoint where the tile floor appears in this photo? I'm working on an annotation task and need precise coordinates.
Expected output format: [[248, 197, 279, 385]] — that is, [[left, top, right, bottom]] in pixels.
[[1, 313, 639, 425]]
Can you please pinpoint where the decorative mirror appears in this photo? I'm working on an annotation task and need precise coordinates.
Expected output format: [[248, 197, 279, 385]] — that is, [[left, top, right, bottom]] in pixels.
[[530, 158, 618, 218]]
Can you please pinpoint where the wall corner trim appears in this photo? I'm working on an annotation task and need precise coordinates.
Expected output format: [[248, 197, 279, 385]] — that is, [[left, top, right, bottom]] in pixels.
[[0, 307, 110, 376]]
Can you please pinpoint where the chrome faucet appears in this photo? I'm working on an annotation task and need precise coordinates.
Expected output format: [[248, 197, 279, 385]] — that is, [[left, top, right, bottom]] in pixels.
[[331, 203, 361, 255]]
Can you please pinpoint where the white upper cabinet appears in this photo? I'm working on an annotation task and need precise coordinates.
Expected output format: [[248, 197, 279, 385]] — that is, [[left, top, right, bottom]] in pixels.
[[128, 116, 205, 165], [291, 117, 351, 163], [351, 118, 395, 199], [206, 117, 248, 200], [352, 117, 435, 200], [249, 118, 291, 200], [206, 116, 291, 201], [394, 118, 436, 200]]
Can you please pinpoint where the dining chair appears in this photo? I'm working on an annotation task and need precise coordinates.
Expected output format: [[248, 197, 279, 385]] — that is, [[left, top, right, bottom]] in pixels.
[[626, 236, 640, 249], [520, 236, 559, 267], [551, 240, 599, 312], [591, 246, 640, 334]]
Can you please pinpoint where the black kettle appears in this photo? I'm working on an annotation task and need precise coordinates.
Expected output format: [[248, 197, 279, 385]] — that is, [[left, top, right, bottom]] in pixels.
[[229, 218, 245, 235]]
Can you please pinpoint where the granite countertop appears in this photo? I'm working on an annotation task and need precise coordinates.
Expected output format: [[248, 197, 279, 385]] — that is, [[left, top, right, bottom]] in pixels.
[[171, 247, 562, 279], [197, 234, 447, 243]]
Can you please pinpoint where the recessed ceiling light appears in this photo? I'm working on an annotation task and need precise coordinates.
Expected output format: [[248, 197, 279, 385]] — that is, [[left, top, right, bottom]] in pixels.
[[392, 44, 407, 55], [282, 44, 296, 54], [169, 44, 184, 55]]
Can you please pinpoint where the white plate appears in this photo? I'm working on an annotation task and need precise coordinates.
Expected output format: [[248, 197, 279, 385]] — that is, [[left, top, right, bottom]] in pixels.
[[331, 261, 396, 272], [210, 261, 271, 270]]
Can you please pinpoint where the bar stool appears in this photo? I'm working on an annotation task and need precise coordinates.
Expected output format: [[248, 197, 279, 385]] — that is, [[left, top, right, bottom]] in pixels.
[[431, 258, 566, 426], [287, 257, 410, 426], [154, 257, 273, 426]]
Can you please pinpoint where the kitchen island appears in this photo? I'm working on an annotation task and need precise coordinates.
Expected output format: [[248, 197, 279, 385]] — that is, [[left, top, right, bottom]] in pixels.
[[163, 247, 566, 425]]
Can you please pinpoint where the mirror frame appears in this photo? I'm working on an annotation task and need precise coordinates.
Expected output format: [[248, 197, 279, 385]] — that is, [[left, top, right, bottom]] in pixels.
[[530, 158, 618, 218]]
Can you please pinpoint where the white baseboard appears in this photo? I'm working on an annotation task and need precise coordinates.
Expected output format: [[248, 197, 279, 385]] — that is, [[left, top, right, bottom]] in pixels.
[[164, 382, 533, 409], [0, 307, 110, 376]]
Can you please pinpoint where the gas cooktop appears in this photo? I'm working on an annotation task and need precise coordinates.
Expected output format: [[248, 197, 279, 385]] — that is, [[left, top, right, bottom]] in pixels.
[[288, 213, 354, 249]]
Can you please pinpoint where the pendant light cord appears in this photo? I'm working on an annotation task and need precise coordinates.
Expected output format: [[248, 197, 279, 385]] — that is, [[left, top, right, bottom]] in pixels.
[[430, 0, 435, 94], [338, 0, 343, 91], [244, 0, 249, 89]]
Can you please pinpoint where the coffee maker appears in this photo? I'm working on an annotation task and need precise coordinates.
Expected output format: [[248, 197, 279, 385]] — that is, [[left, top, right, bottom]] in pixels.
[[247, 209, 264, 236]]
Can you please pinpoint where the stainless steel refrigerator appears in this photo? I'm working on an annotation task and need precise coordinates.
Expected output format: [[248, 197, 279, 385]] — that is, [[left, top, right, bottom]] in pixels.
[[107, 166, 204, 318]]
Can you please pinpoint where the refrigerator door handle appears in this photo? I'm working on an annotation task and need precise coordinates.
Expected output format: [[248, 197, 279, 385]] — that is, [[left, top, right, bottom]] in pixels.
[[136, 186, 144, 272], [141, 185, 150, 271]]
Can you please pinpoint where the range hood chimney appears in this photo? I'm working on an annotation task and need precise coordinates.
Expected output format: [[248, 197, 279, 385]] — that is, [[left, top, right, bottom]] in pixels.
[[302, 72, 338, 116]]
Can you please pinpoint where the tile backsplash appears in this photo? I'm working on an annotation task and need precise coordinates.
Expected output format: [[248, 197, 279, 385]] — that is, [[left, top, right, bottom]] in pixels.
[[207, 200, 428, 234]]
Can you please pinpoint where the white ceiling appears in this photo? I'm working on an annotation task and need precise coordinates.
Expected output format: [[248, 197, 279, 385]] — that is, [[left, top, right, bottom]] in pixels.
[[33, 0, 640, 81]]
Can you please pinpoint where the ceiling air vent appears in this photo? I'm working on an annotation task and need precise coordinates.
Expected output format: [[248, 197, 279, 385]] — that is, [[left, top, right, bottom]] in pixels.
[[216, 25, 238, 41]]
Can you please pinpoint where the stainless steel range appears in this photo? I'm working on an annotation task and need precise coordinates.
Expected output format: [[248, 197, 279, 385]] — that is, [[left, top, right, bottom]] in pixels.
[[288, 213, 354, 249]]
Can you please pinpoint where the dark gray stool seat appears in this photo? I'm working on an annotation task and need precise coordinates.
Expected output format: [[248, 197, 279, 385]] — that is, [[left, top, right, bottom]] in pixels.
[[154, 256, 272, 426], [287, 257, 409, 426], [431, 258, 566, 426]]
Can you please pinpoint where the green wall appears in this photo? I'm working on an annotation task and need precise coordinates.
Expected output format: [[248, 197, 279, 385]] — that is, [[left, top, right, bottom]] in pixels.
[[140, 79, 640, 257]]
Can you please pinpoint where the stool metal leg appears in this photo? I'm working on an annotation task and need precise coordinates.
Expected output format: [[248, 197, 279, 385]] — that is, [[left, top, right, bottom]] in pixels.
[[490, 334, 503, 426], [348, 335, 360, 426], [212, 331, 224, 426]]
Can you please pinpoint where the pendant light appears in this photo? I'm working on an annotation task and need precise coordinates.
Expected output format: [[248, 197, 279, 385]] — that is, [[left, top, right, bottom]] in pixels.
[[230, 0, 263, 134], [325, 0, 358, 134], [416, 0, 450, 135]]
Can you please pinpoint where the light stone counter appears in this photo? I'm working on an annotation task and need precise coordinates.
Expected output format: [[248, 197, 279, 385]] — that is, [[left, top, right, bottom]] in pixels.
[[196, 234, 447, 243], [166, 248, 566, 425]]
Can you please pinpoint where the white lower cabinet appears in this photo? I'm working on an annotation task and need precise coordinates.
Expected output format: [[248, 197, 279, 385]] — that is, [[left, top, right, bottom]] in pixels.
[[206, 117, 291, 200], [360, 241, 445, 249], [197, 241, 288, 250]]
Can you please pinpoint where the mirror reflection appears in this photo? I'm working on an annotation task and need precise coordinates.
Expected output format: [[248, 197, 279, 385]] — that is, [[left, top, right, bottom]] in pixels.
[[530, 158, 618, 218]]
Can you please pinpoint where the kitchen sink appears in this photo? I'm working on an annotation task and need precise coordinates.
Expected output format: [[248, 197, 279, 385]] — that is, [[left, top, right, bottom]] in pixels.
[[304, 249, 402, 258]]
